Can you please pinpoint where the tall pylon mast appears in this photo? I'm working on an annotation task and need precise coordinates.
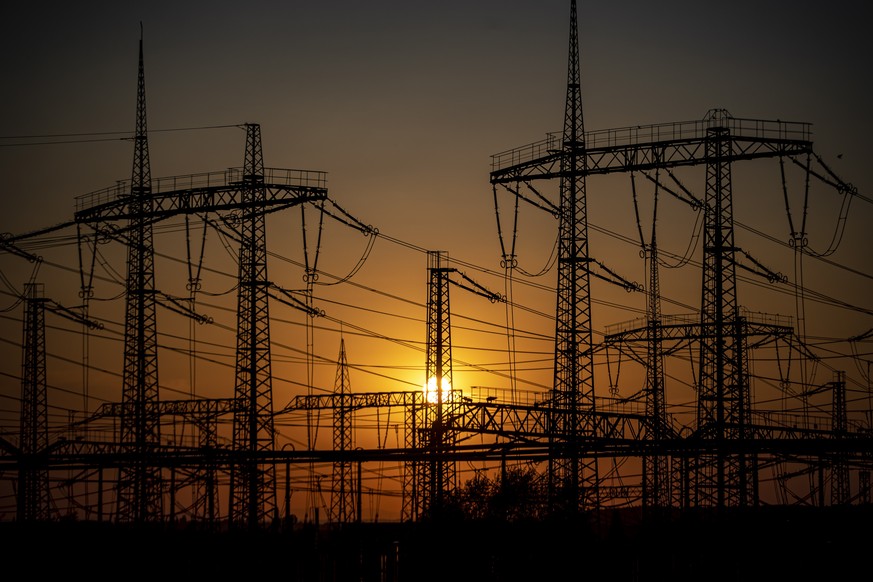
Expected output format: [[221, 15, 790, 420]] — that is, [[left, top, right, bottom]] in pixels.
[[549, 0, 598, 513], [117, 26, 162, 524], [695, 116, 753, 508], [18, 283, 50, 522], [229, 123, 278, 529]]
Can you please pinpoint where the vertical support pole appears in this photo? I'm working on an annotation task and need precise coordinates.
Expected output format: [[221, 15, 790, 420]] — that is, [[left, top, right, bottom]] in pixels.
[[402, 393, 422, 521], [18, 283, 50, 522], [117, 25, 162, 525], [193, 415, 219, 528], [357, 459, 363, 524], [285, 460, 291, 524], [550, 0, 598, 515], [422, 250, 455, 518], [695, 112, 751, 508], [331, 338, 355, 524], [643, 176, 669, 513], [230, 123, 278, 530]]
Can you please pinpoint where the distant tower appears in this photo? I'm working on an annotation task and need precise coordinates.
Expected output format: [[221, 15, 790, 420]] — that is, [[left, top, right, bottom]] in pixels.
[[18, 283, 51, 522], [229, 123, 278, 529], [549, 0, 599, 514], [642, 184, 670, 511], [117, 26, 162, 524], [331, 338, 355, 524], [830, 371, 849, 505], [192, 413, 221, 528]]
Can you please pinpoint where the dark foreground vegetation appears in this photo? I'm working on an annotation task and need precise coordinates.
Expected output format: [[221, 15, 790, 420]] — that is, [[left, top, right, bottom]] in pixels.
[[2, 505, 871, 581]]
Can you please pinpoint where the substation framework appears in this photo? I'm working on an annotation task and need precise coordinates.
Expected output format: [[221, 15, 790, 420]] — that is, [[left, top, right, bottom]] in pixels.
[[2, 0, 872, 528]]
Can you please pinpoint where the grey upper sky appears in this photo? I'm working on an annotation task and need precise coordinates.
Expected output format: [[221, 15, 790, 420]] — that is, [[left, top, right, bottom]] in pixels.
[[3, 1, 870, 239]]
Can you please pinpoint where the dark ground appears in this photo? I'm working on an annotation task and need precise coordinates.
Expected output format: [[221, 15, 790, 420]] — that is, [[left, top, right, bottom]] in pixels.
[[2, 505, 870, 581]]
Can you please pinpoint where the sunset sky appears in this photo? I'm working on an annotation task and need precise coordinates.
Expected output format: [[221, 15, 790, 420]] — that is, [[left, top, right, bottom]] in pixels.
[[1, 0, 872, 506]]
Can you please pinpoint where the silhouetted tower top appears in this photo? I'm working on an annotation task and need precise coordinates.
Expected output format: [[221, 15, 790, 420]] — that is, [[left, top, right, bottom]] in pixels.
[[242, 122, 265, 184], [563, 0, 584, 147], [131, 23, 151, 195], [335, 337, 351, 396]]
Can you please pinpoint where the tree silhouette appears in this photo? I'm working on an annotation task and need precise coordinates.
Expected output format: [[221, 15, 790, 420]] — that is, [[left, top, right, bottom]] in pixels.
[[453, 464, 546, 522]]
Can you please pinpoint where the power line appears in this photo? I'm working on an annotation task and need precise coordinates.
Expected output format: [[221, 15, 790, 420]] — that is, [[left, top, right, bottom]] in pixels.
[[0, 124, 243, 147]]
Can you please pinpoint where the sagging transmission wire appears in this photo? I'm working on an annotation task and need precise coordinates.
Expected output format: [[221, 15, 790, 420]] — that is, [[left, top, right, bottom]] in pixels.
[[8, 164, 872, 402], [785, 151, 861, 258], [635, 168, 704, 270]]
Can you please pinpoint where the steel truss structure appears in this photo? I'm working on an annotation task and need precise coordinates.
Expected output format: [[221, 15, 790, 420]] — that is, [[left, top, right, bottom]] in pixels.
[[2, 0, 871, 529], [487, 0, 841, 513]]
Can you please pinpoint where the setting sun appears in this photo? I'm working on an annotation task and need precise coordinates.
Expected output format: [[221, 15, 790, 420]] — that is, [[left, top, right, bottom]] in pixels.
[[423, 376, 452, 404]]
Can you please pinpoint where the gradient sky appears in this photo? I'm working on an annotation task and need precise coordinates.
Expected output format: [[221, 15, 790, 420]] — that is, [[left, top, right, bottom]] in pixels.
[[2, 1, 871, 451]]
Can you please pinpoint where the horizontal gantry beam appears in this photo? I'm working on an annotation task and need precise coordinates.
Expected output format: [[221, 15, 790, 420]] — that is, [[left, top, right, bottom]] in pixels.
[[603, 320, 794, 344], [490, 115, 813, 184], [50, 392, 868, 462], [74, 167, 327, 223], [279, 390, 425, 413], [86, 398, 241, 422], [3, 435, 872, 472]]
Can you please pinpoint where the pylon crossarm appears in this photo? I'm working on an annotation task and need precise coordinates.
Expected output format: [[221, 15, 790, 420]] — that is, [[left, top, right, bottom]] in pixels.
[[491, 116, 813, 184]]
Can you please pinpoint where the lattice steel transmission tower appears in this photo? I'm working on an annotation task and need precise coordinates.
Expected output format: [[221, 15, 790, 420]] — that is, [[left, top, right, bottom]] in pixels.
[[55, 28, 326, 529], [16, 282, 102, 521], [641, 185, 670, 511], [411, 251, 502, 518], [71, 112, 326, 528], [418, 250, 457, 518], [548, 0, 598, 514], [117, 28, 162, 524], [18, 283, 50, 522], [694, 114, 754, 508], [229, 123, 278, 529], [331, 338, 356, 524]]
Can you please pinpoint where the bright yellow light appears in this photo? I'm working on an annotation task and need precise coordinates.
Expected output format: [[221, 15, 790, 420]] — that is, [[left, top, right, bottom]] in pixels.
[[423, 376, 451, 404]]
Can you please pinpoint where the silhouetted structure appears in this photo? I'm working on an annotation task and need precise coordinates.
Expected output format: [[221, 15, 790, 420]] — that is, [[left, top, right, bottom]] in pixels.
[[17, 284, 49, 522], [116, 27, 162, 524], [1, 2, 870, 546], [330, 337, 355, 524], [67, 34, 328, 526], [228, 122, 280, 530], [488, 0, 861, 514], [549, 0, 599, 514]]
